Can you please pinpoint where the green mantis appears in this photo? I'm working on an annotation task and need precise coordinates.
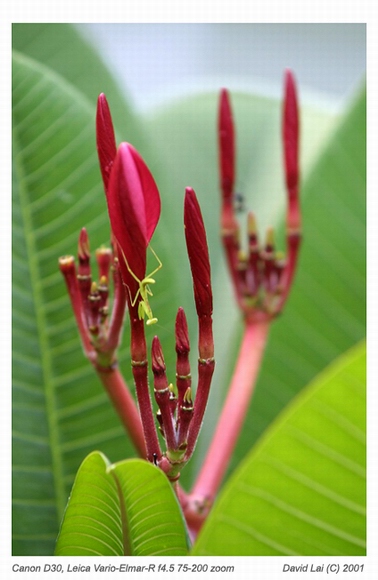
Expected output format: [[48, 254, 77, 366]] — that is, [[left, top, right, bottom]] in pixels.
[[121, 246, 162, 325]]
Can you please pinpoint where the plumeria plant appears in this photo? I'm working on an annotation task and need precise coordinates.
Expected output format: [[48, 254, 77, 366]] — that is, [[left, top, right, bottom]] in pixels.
[[55, 72, 301, 551], [12, 24, 366, 558]]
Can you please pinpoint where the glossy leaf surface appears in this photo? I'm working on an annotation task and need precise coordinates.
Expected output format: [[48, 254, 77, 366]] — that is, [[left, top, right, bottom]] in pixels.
[[110, 459, 189, 556], [55, 453, 188, 556], [193, 342, 366, 555], [55, 452, 123, 556]]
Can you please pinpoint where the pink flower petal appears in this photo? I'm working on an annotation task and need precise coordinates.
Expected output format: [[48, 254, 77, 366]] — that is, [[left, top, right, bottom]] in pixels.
[[128, 145, 161, 242], [106, 143, 147, 288]]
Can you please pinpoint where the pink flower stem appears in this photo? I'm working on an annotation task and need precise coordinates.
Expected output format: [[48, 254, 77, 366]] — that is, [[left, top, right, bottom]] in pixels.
[[95, 365, 146, 458], [189, 318, 270, 508]]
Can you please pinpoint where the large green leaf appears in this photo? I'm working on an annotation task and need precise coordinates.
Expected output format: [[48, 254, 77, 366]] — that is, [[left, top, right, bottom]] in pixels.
[[193, 341, 366, 555], [54, 452, 123, 556], [55, 452, 188, 556], [11, 24, 146, 153]]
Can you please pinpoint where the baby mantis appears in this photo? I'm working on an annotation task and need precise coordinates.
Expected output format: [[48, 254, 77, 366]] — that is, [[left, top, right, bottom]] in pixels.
[[121, 245, 162, 325]]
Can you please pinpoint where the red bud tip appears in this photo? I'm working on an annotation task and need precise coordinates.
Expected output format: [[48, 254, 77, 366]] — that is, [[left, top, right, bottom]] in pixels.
[[59, 255, 76, 273], [265, 227, 275, 251], [96, 246, 112, 280], [183, 387, 193, 406], [96, 93, 117, 193], [78, 228, 90, 261], [283, 70, 299, 195], [77, 228, 91, 278], [151, 335, 166, 375], [247, 212, 258, 237], [218, 88, 235, 199], [175, 308, 190, 354]]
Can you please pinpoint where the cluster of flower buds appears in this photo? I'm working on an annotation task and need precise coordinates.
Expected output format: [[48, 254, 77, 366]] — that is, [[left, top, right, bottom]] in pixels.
[[218, 70, 301, 321], [147, 185, 215, 482], [59, 69, 300, 490], [60, 95, 215, 482], [59, 228, 126, 371]]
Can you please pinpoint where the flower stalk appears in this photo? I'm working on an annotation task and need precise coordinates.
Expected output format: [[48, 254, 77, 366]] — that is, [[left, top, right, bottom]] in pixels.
[[183, 188, 215, 459], [186, 70, 301, 529], [95, 97, 217, 475], [151, 188, 215, 482], [59, 233, 145, 457], [96, 96, 165, 463], [189, 319, 269, 506], [218, 70, 301, 320]]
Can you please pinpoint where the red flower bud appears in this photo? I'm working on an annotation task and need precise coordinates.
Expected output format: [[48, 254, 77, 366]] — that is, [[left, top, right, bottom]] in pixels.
[[283, 69, 300, 233], [218, 73, 301, 319], [96, 93, 117, 193], [175, 307, 190, 355], [97, 94, 161, 304], [106, 143, 161, 297], [184, 187, 213, 319], [151, 335, 167, 379], [77, 227, 90, 277], [218, 88, 235, 200], [283, 70, 299, 194]]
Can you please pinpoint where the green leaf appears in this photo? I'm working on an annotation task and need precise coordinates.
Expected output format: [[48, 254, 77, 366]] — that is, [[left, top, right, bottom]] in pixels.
[[110, 459, 189, 556], [54, 452, 123, 556], [11, 23, 146, 151], [55, 452, 188, 556], [193, 341, 366, 555]]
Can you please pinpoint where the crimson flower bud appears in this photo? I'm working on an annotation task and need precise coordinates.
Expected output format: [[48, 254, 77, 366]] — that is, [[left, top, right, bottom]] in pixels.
[[283, 70, 299, 195], [218, 88, 235, 200], [105, 142, 161, 298], [184, 187, 213, 319], [77, 227, 91, 277], [175, 307, 190, 355], [283, 69, 300, 233], [96, 93, 117, 193]]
